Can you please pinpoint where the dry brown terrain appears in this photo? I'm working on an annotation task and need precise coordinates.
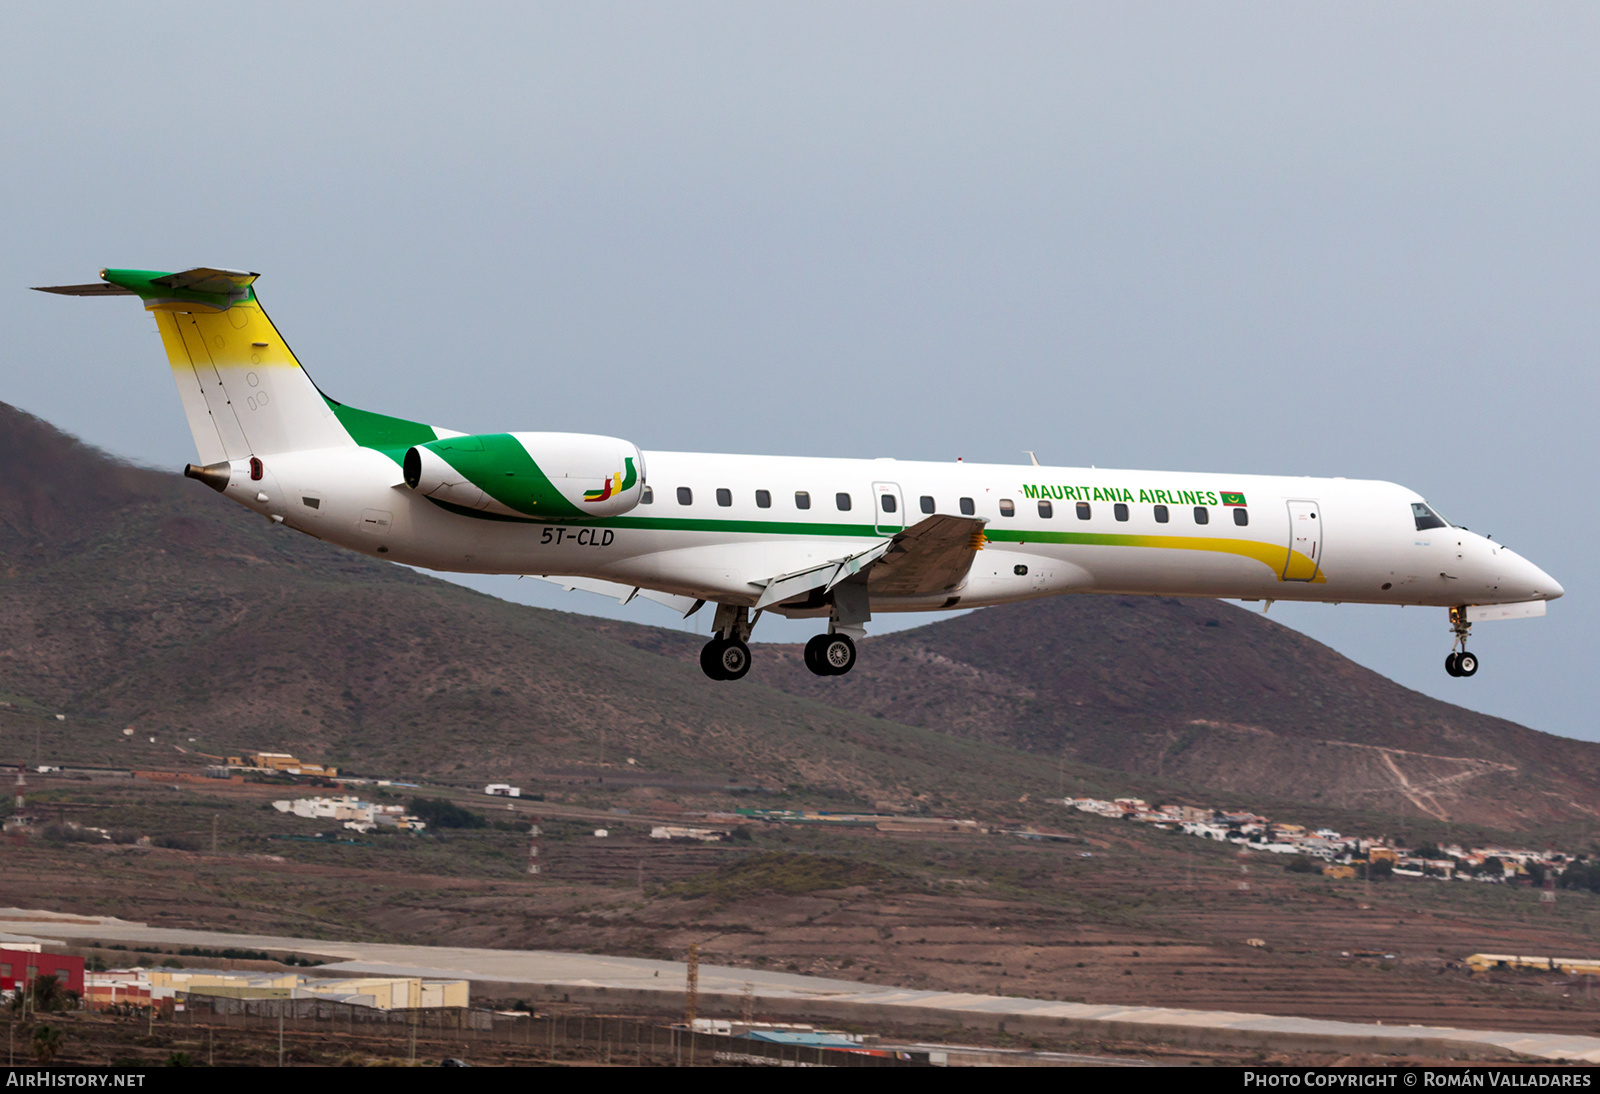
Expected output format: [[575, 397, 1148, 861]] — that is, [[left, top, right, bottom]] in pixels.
[[12, 772, 1600, 1053]]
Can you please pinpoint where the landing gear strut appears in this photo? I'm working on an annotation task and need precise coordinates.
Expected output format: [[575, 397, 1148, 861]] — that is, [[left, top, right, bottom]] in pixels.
[[701, 605, 759, 681], [1445, 606, 1479, 678]]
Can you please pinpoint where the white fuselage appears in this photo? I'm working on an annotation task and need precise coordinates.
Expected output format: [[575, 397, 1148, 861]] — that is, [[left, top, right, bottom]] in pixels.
[[221, 447, 1562, 617]]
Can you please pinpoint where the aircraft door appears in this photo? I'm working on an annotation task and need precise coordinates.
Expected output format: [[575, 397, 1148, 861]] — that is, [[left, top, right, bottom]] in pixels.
[[1283, 500, 1322, 582], [873, 482, 904, 536]]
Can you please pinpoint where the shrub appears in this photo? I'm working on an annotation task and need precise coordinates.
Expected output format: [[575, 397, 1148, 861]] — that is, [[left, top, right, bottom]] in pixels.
[[408, 797, 487, 830]]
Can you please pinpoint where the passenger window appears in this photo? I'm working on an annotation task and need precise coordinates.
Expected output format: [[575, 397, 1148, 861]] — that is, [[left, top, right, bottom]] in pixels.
[[881, 494, 897, 513], [1038, 500, 1053, 519], [755, 489, 771, 509], [1412, 502, 1448, 531], [959, 497, 975, 516], [1076, 502, 1091, 520], [999, 499, 1015, 517], [920, 495, 935, 514], [1153, 504, 1168, 524], [1114, 502, 1129, 522], [795, 491, 811, 510], [1233, 508, 1249, 527], [677, 487, 692, 506], [1193, 506, 1209, 525], [641, 486, 654, 505], [715, 488, 732, 507], [836, 492, 852, 511]]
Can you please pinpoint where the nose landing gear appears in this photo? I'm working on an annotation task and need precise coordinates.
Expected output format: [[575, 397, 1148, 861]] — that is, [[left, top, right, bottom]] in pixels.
[[1445, 606, 1479, 677]]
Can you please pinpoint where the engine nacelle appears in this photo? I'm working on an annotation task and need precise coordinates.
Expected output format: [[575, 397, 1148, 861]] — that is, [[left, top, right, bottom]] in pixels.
[[403, 432, 645, 520]]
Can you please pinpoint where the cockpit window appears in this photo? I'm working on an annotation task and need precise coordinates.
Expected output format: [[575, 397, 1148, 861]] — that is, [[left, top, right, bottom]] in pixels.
[[1412, 502, 1448, 532]]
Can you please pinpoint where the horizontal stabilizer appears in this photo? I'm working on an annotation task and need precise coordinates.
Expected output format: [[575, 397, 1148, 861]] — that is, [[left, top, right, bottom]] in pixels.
[[148, 268, 259, 294], [32, 282, 135, 296]]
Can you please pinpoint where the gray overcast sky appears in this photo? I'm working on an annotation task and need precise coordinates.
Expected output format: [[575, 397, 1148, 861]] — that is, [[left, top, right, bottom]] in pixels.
[[3, 4, 1595, 739]]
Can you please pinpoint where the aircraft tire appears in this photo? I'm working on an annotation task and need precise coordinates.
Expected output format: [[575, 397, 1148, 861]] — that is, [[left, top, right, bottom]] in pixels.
[[1456, 651, 1478, 677], [700, 639, 729, 680], [803, 634, 831, 677], [820, 633, 857, 676], [718, 639, 752, 681], [1445, 652, 1461, 677]]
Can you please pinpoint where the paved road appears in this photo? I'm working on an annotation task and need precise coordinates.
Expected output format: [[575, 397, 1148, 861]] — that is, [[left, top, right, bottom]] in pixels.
[[6, 907, 1597, 1063]]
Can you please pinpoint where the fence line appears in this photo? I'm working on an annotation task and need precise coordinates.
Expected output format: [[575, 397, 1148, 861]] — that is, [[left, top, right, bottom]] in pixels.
[[174, 996, 929, 1066]]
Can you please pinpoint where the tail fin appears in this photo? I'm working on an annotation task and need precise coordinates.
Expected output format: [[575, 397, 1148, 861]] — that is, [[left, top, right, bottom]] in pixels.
[[39, 268, 354, 463], [118, 267, 358, 462]]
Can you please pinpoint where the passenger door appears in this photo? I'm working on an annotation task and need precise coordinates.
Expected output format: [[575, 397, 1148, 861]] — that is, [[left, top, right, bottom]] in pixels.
[[1283, 500, 1322, 582]]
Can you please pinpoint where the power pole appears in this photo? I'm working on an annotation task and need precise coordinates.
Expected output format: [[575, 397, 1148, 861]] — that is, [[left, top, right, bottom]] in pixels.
[[684, 943, 700, 1026]]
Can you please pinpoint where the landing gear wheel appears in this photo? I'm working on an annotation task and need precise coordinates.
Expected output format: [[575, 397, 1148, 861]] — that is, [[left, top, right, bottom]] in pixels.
[[803, 634, 831, 677], [820, 633, 857, 676], [1445, 652, 1462, 677], [716, 639, 752, 680], [700, 637, 751, 680], [1455, 651, 1478, 677], [700, 638, 728, 680]]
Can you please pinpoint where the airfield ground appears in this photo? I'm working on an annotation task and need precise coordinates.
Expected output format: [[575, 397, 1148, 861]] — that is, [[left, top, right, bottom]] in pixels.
[[11, 771, 1600, 1064]]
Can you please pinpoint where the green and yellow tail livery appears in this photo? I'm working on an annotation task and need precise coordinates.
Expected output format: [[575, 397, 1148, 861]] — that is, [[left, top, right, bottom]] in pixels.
[[35, 267, 434, 465]]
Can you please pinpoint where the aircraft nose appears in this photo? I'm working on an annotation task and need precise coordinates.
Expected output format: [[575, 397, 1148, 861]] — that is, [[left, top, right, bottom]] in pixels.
[[1516, 553, 1563, 600]]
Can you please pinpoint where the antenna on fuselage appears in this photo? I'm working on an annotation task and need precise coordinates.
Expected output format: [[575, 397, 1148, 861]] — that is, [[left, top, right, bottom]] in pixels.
[[1025, 451, 1040, 466]]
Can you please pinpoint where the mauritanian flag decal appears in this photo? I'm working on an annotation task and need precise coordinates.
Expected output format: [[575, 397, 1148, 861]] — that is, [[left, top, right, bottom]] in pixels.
[[1220, 491, 1247, 507]]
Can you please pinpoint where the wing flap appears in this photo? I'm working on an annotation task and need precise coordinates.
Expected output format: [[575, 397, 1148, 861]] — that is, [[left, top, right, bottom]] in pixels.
[[753, 540, 894, 610], [533, 575, 703, 617]]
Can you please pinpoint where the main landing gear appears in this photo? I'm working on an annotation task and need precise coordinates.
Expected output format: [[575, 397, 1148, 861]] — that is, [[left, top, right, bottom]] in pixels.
[[1445, 605, 1479, 678], [801, 576, 868, 678], [700, 581, 870, 681], [803, 632, 857, 677], [701, 604, 757, 681]]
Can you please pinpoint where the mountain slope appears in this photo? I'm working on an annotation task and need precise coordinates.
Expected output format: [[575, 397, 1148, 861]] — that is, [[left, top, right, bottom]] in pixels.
[[725, 596, 1597, 828], [2, 400, 1595, 829]]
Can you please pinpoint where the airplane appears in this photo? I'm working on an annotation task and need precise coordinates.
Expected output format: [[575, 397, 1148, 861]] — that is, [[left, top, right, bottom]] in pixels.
[[36, 267, 1563, 681]]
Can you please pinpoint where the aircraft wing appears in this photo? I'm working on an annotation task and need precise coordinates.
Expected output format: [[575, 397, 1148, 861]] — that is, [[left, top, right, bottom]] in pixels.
[[753, 514, 986, 609], [532, 575, 704, 617], [865, 515, 988, 597], [753, 541, 895, 610]]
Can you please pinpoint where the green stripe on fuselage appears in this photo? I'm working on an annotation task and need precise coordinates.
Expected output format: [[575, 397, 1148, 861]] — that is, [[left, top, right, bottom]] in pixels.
[[421, 506, 1318, 582]]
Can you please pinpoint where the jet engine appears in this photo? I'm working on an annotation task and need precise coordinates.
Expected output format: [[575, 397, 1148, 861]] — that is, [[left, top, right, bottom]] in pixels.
[[403, 432, 645, 520]]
